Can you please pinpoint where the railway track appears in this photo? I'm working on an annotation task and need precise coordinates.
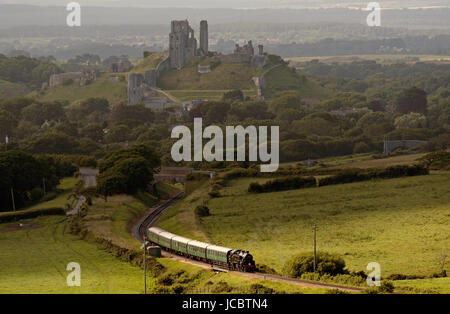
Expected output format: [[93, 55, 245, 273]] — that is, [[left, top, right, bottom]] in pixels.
[[132, 191, 364, 293], [132, 191, 184, 243]]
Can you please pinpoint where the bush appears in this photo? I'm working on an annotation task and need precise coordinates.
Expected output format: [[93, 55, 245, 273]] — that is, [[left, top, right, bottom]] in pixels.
[[318, 165, 429, 187], [62, 78, 74, 85], [363, 281, 395, 294], [248, 176, 316, 193], [283, 251, 347, 278], [30, 187, 44, 202], [195, 205, 210, 217], [210, 281, 232, 293], [0, 207, 65, 223]]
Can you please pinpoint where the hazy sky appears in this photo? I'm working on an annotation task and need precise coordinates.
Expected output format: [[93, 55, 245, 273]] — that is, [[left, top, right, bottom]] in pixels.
[[0, 0, 447, 9]]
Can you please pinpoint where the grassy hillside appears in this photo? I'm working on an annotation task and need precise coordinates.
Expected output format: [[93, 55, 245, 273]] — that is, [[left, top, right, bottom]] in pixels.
[[263, 64, 331, 99], [0, 215, 149, 293], [201, 172, 450, 278], [29, 76, 127, 105], [131, 52, 167, 74], [159, 62, 263, 90], [0, 79, 30, 98], [165, 89, 258, 101]]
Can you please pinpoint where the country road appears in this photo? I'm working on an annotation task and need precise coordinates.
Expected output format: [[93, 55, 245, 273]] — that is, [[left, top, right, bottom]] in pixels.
[[79, 168, 99, 187], [132, 194, 364, 293]]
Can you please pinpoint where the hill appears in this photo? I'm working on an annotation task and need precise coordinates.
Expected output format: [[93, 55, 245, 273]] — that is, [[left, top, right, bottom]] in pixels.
[[0, 79, 30, 98], [159, 60, 262, 91], [131, 52, 167, 74], [29, 76, 127, 105], [263, 63, 331, 99]]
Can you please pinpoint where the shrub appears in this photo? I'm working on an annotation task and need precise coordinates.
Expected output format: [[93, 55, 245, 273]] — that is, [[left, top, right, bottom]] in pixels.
[[211, 281, 232, 293], [195, 205, 210, 217], [30, 187, 44, 202], [363, 281, 395, 294], [248, 284, 275, 294], [318, 165, 428, 187], [248, 176, 316, 193], [172, 284, 185, 294], [62, 78, 74, 86], [283, 251, 347, 278], [0, 207, 65, 223]]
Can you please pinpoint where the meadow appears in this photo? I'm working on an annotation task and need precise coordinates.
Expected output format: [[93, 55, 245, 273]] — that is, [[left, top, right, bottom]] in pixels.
[[195, 172, 450, 283], [159, 62, 263, 90], [0, 215, 150, 294], [29, 77, 127, 105], [165, 89, 258, 101]]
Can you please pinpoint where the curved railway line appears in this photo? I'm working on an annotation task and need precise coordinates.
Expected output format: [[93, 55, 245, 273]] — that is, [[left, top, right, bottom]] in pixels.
[[132, 192, 364, 293]]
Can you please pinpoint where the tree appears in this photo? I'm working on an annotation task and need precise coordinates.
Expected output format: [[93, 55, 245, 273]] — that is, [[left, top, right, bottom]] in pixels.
[[20, 131, 80, 154], [396, 86, 428, 114], [104, 124, 130, 143], [22, 101, 66, 125], [222, 89, 244, 102], [110, 103, 153, 123], [394, 113, 427, 129], [0, 109, 18, 140], [269, 91, 303, 113], [97, 145, 160, 197]]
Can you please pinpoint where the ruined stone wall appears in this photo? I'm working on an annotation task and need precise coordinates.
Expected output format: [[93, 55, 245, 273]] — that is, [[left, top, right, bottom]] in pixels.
[[128, 73, 145, 105], [169, 20, 197, 69], [199, 20, 209, 56], [49, 70, 96, 87]]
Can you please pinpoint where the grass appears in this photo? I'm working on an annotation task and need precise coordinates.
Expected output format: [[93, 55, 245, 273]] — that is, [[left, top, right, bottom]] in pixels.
[[394, 277, 450, 294], [25, 177, 79, 210], [165, 89, 258, 101], [156, 258, 328, 294], [263, 64, 331, 99], [282, 153, 427, 169], [29, 76, 127, 105], [286, 54, 450, 65], [167, 172, 450, 280], [0, 79, 29, 98], [159, 62, 263, 90], [157, 180, 211, 242], [0, 215, 150, 294], [83, 194, 150, 250], [130, 52, 167, 74]]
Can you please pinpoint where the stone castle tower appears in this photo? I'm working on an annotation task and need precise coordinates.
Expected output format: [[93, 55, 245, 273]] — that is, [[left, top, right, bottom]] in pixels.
[[199, 20, 208, 56], [169, 20, 198, 70]]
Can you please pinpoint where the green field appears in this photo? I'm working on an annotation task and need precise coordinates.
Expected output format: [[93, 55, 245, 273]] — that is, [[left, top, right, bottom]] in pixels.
[[159, 62, 263, 90], [30, 77, 127, 105], [263, 64, 331, 99], [165, 89, 258, 101], [286, 54, 450, 65], [131, 52, 167, 74], [0, 79, 30, 98], [159, 171, 450, 293], [0, 215, 150, 294], [25, 177, 79, 211]]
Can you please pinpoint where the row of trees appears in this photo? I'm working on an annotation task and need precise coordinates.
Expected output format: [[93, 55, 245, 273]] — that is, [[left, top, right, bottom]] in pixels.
[[0, 151, 77, 211]]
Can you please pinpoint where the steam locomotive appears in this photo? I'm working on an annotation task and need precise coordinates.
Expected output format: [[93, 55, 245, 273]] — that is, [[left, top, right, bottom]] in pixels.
[[147, 227, 255, 272]]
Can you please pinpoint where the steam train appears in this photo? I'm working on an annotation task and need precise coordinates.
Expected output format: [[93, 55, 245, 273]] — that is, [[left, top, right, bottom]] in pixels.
[[147, 227, 256, 272]]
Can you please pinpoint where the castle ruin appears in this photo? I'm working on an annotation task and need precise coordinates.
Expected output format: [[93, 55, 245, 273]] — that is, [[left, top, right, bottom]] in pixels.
[[127, 19, 267, 105]]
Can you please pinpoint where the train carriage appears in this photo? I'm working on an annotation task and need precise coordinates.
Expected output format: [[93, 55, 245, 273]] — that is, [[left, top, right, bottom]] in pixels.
[[206, 245, 231, 264], [147, 227, 164, 244], [171, 235, 190, 254], [147, 227, 255, 272], [187, 240, 209, 259]]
